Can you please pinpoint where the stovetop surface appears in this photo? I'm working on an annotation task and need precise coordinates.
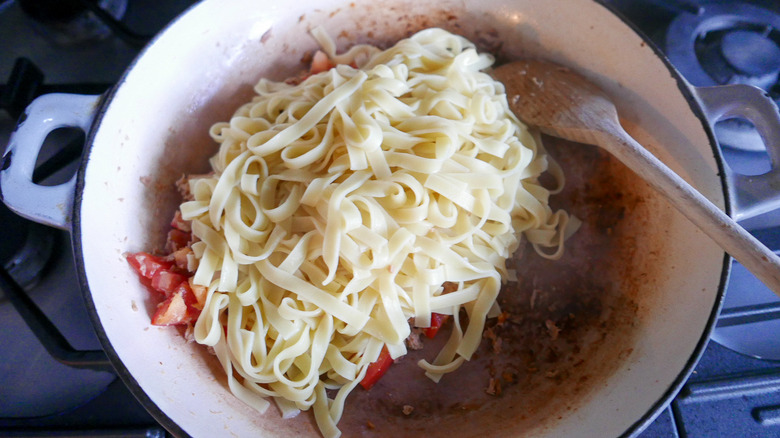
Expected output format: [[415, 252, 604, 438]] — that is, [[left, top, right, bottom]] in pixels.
[[2, 0, 780, 437]]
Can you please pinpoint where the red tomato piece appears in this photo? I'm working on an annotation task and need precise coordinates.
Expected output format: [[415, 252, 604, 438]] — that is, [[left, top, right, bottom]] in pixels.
[[310, 50, 334, 75], [188, 278, 208, 309], [126, 252, 173, 280], [150, 269, 186, 297], [174, 280, 202, 320], [422, 312, 449, 339], [170, 210, 191, 232], [166, 229, 191, 252], [172, 247, 191, 271], [360, 346, 393, 390], [151, 291, 190, 326]]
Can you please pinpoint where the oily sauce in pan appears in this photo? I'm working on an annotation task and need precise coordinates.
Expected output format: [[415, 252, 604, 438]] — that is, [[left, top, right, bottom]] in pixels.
[[333, 136, 654, 437]]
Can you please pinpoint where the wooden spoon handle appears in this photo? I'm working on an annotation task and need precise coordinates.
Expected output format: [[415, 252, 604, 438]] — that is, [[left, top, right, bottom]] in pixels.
[[603, 128, 780, 295]]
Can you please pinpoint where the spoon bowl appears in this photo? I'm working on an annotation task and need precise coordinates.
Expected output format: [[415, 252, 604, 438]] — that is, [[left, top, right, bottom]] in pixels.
[[493, 59, 780, 296]]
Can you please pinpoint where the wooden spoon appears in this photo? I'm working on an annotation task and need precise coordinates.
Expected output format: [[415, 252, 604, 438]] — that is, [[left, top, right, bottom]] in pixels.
[[492, 59, 780, 296]]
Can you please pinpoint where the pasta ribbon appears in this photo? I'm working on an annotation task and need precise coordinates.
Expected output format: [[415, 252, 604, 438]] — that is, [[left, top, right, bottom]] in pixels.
[[187, 28, 575, 438]]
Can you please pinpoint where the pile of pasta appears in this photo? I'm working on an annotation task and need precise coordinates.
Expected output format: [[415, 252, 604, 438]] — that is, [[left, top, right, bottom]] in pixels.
[[181, 28, 575, 438]]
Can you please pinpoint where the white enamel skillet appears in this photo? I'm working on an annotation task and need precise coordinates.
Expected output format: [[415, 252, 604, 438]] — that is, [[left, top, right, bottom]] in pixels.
[[3, 0, 780, 436]]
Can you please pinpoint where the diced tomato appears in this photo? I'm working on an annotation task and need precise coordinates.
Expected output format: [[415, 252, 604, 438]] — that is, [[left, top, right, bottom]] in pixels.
[[189, 278, 208, 309], [422, 313, 449, 339], [126, 252, 174, 280], [150, 269, 187, 297], [172, 247, 192, 271], [310, 50, 334, 75], [176, 280, 202, 320], [170, 210, 191, 232], [166, 229, 191, 252], [128, 251, 202, 326], [360, 346, 393, 390], [150, 281, 201, 326], [151, 291, 190, 326]]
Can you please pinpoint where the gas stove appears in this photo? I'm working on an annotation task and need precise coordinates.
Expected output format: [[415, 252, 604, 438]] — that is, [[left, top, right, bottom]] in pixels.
[[1, 0, 780, 437]]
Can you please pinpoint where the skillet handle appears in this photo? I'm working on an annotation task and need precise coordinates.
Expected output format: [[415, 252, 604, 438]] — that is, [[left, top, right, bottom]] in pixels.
[[0, 93, 100, 230], [693, 85, 780, 224]]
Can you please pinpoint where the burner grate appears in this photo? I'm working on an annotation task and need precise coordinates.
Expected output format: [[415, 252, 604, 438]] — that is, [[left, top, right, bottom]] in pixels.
[[695, 24, 780, 91]]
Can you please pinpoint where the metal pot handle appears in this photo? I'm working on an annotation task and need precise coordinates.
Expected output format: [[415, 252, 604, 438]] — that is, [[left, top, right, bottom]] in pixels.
[[694, 85, 780, 223], [0, 93, 100, 230]]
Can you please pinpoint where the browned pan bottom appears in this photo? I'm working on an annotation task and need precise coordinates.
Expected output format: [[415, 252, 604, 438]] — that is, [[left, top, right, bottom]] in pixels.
[[330, 136, 661, 437]]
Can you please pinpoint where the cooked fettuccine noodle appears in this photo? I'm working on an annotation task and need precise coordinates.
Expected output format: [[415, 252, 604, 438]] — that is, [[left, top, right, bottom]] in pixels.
[[182, 28, 576, 438]]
